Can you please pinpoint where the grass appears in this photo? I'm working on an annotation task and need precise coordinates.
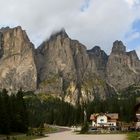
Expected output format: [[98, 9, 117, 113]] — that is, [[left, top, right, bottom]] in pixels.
[[44, 126, 58, 134], [127, 132, 140, 140], [11, 136, 41, 140], [0, 125, 57, 140], [0, 135, 44, 140]]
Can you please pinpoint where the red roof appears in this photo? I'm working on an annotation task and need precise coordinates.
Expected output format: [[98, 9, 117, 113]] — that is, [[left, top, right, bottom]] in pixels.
[[107, 113, 118, 120], [90, 113, 118, 121], [90, 114, 96, 120]]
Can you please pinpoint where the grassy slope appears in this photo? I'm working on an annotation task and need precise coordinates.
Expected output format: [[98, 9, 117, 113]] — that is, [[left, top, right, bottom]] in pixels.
[[127, 132, 140, 140]]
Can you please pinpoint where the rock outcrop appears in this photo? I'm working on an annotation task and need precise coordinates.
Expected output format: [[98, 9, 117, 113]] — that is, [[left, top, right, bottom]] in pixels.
[[0, 26, 37, 91], [106, 40, 140, 90], [87, 46, 108, 78]]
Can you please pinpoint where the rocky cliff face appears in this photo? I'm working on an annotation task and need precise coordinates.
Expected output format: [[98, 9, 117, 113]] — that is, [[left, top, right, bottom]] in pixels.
[[87, 46, 108, 78], [36, 36, 140, 104], [0, 26, 37, 91], [35, 30, 77, 100], [0, 26, 139, 104], [35, 29, 116, 104], [106, 40, 140, 90]]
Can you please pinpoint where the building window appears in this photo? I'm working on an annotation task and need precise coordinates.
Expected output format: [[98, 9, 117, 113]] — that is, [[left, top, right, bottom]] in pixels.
[[100, 119, 104, 123]]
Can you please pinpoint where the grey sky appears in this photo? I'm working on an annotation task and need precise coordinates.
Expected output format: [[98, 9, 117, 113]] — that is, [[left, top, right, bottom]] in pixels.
[[0, 0, 140, 57]]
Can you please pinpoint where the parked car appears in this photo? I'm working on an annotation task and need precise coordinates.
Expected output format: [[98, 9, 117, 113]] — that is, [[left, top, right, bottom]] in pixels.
[[88, 127, 98, 132]]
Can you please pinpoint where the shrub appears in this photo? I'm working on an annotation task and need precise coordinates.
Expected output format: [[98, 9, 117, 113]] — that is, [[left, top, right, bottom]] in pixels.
[[80, 123, 89, 134]]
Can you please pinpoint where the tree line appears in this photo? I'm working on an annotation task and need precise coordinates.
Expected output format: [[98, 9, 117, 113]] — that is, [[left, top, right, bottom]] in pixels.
[[0, 85, 139, 134], [87, 85, 140, 123], [0, 90, 84, 134], [0, 89, 28, 134]]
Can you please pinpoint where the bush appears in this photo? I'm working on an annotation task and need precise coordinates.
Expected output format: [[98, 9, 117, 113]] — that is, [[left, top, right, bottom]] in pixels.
[[27, 126, 44, 136], [80, 123, 89, 134], [36, 125, 44, 136]]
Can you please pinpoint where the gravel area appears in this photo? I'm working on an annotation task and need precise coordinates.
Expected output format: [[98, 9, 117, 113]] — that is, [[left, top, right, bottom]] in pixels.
[[36, 130, 127, 140]]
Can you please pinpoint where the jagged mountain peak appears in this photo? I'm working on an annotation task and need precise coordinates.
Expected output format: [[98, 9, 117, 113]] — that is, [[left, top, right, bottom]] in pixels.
[[49, 28, 69, 40], [112, 40, 126, 53], [127, 50, 139, 61], [38, 28, 69, 50], [0, 26, 30, 44], [0, 26, 37, 91], [0, 26, 10, 32], [0, 25, 140, 105], [87, 46, 101, 55], [90, 46, 101, 52], [87, 45, 108, 57], [0, 26, 22, 33], [107, 40, 140, 91], [37, 28, 70, 52]]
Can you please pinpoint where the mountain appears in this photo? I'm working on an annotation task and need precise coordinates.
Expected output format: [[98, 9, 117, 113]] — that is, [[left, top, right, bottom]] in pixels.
[[0, 26, 37, 91], [35, 29, 116, 104], [0, 26, 140, 104], [106, 40, 140, 90]]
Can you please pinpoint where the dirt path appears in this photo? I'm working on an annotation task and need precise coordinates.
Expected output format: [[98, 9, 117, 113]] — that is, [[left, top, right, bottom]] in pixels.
[[36, 130, 127, 140]]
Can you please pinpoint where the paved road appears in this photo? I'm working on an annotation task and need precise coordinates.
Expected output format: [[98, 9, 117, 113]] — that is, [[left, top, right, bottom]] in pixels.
[[36, 130, 127, 140]]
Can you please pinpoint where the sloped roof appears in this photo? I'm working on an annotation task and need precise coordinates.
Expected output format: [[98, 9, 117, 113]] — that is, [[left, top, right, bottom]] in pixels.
[[107, 113, 118, 119], [90, 113, 100, 120], [90, 113, 118, 120]]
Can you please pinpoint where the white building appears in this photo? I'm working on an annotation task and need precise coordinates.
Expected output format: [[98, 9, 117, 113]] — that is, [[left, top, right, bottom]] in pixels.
[[135, 103, 140, 128], [90, 113, 118, 127]]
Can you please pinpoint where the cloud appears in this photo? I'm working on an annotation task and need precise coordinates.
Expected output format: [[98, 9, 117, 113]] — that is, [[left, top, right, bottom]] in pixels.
[[136, 47, 140, 58], [125, 0, 136, 6], [0, 0, 140, 57], [125, 0, 140, 6], [125, 0, 135, 6]]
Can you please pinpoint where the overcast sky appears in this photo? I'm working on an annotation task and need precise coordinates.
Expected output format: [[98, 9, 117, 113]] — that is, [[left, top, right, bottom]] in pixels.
[[0, 0, 140, 57]]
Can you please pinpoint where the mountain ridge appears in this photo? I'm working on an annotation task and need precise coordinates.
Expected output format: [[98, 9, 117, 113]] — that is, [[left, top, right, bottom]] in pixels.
[[0, 26, 140, 105]]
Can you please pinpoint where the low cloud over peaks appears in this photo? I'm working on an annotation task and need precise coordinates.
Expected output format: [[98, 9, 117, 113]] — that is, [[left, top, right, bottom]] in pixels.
[[0, 0, 140, 57]]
